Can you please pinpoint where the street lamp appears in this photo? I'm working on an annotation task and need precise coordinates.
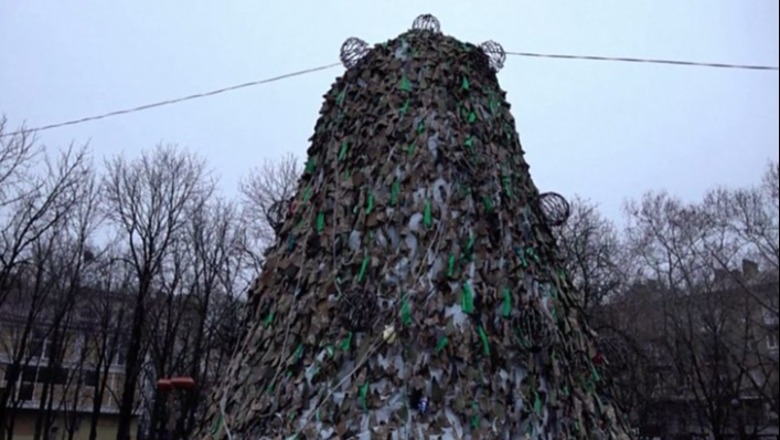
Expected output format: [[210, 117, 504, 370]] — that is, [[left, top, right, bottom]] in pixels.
[[156, 376, 196, 440]]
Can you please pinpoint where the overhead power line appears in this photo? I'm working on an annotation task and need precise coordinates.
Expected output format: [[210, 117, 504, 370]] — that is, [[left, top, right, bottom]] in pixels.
[[505, 51, 780, 71], [1, 63, 341, 138], [2, 51, 777, 138]]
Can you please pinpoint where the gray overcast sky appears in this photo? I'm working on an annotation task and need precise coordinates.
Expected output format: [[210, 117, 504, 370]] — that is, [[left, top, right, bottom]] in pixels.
[[1, 1, 778, 223]]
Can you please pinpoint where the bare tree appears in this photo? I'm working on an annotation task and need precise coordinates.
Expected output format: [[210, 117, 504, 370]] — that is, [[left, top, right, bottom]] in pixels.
[[176, 198, 249, 439], [239, 152, 301, 251], [80, 250, 134, 440], [101, 144, 213, 440], [0, 116, 39, 209], [132, 196, 252, 440], [0, 135, 91, 440], [552, 195, 625, 311], [31, 156, 101, 440], [617, 188, 778, 439], [699, 161, 779, 421]]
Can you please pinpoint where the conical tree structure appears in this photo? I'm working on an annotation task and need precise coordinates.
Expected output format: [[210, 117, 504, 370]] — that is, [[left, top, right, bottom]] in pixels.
[[201, 16, 631, 440]]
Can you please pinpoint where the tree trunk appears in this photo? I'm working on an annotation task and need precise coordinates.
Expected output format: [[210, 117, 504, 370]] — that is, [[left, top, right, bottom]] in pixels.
[[198, 17, 632, 439], [116, 277, 149, 440]]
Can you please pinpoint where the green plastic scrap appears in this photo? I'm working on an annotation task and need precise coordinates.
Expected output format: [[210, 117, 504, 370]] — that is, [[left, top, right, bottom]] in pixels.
[[464, 235, 474, 255], [434, 336, 449, 353], [446, 254, 455, 278], [533, 391, 542, 414], [399, 99, 411, 116], [366, 192, 375, 214], [501, 174, 513, 198], [400, 295, 412, 326], [461, 282, 475, 314], [477, 326, 490, 356], [416, 120, 425, 133], [316, 212, 325, 233], [305, 157, 316, 173], [464, 136, 475, 151], [482, 197, 493, 212], [591, 363, 602, 383], [502, 287, 511, 317], [423, 199, 432, 228], [390, 180, 400, 206], [357, 256, 369, 283], [399, 74, 413, 92], [517, 252, 528, 268], [336, 89, 347, 107], [489, 96, 499, 115], [406, 143, 416, 156], [338, 142, 349, 161], [468, 112, 477, 123], [340, 332, 353, 351], [526, 247, 540, 263], [210, 413, 223, 437], [263, 311, 275, 327], [461, 76, 470, 90], [293, 344, 303, 363], [303, 185, 312, 202], [359, 383, 369, 410], [470, 401, 480, 429]]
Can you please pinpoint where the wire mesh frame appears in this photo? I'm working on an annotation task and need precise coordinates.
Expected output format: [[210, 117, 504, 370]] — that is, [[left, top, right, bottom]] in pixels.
[[340, 37, 370, 69], [266, 198, 292, 234], [479, 40, 507, 72], [338, 289, 379, 332], [411, 14, 441, 33], [538, 192, 571, 227], [514, 306, 557, 351]]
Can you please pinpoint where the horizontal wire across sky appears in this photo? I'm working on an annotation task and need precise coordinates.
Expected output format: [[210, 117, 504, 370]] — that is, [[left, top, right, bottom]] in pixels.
[[2, 51, 778, 138]]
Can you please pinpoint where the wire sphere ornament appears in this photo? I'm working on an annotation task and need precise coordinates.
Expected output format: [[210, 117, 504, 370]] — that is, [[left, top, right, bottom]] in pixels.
[[538, 192, 571, 227], [513, 306, 556, 352], [340, 37, 370, 69], [266, 198, 292, 234], [338, 289, 379, 332], [411, 14, 441, 33], [478, 40, 506, 72]]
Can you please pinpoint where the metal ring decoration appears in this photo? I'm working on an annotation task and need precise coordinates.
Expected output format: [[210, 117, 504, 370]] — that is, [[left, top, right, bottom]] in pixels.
[[266, 198, 291, 234], [338, 289, 379, 332], [478, 40, 506, 72], [340, 37, 370, 69], [411, 14, 442, 33], [514, 306, 555, 351], [538, 192, 571, 227]]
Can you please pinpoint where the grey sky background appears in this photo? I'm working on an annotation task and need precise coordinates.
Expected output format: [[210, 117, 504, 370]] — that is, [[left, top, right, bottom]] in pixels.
[[1, 1, 778, 225]]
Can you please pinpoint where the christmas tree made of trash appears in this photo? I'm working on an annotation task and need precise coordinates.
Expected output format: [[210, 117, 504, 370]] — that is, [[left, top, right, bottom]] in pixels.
[[200, 15, 631, 440]]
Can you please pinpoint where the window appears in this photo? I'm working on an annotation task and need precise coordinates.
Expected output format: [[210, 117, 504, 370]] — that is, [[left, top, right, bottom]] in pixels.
[[37, 366, 68, 385], [17, 383, 34, 401], [767, 333, 778, 350], [763, 307, 779, 326], [21, 365, 37, 382], [83, 370, 98, 387], [112, 335, 129, 366], [3, 365, 19, 381], [27, 328, 50, 360]]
